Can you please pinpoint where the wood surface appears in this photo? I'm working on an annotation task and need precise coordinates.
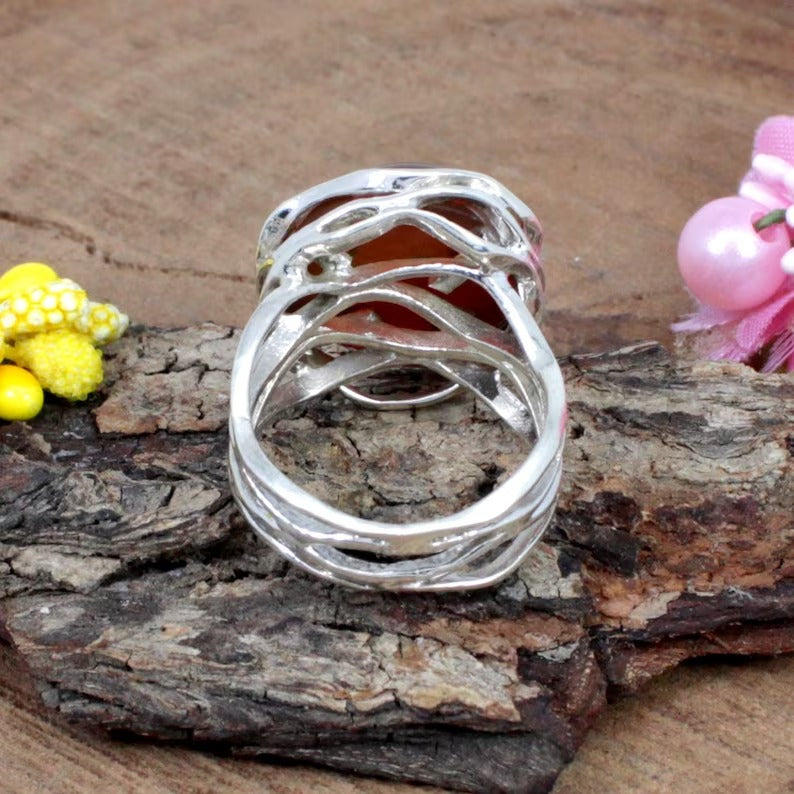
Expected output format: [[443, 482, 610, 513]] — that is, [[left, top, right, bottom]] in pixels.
[[0, 326, 792, 793], [0, 1, 793, 793]]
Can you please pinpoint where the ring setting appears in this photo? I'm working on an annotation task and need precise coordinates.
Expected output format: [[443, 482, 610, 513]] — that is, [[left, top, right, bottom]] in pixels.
[[228, 166, 566, 591]]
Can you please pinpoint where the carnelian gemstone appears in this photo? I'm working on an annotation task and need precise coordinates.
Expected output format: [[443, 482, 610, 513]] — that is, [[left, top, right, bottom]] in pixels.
[[297, 198, 507, 329]]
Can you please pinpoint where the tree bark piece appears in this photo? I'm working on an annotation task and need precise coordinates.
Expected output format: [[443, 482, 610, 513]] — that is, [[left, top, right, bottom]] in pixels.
[[0, 323, 791, 794]]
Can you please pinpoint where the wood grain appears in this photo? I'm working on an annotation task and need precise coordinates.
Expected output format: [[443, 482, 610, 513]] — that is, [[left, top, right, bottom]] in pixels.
[[0, 1, 793, 792]]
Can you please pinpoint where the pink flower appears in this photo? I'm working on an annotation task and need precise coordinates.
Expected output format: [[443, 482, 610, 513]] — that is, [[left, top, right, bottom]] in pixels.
[[674, 116, 794, 371], [741, 116, 794, 207]]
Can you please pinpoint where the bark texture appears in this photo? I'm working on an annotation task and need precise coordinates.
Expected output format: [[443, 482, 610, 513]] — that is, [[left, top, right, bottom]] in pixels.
[[0, 324, 791, 794]]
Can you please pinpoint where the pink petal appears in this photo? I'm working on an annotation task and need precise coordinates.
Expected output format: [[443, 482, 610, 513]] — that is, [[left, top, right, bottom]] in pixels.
[[705, 337, 748, 362], [734, 286, 794, 350], [761, 329, 794, 372], [671, 302, 743, 333], [738, 175, 791, 209], [753, 115, 794, 164]]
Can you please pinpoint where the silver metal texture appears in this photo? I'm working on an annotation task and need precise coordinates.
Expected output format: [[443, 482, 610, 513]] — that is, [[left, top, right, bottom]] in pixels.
[[228, 167, 566, 591]]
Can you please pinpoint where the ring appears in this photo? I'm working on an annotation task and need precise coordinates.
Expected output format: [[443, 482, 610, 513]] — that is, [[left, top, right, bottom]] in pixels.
[[228, 166, 566, 591]]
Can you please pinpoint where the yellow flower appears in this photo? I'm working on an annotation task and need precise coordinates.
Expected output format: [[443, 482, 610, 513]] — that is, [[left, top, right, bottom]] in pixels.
[[75, 300, 130, 345], [0, 262, 130, 413], [12, 329, 104, 401], [0, 262, 59, 302], [0, 278, 88, 338]]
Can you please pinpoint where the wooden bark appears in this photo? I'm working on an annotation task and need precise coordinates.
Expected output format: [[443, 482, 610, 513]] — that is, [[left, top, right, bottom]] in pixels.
[[0, 323, 791, 794]]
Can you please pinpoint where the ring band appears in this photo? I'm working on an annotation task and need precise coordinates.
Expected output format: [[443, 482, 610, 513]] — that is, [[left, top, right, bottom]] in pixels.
[[228, 167, 566, 591]]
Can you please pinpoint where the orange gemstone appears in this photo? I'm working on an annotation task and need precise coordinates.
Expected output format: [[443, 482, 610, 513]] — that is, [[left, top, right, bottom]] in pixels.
[[296, 197, 507, 330]]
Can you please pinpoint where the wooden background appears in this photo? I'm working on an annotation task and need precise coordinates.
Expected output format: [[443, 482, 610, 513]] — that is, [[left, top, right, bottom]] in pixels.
[[0, 1, 792, 792]]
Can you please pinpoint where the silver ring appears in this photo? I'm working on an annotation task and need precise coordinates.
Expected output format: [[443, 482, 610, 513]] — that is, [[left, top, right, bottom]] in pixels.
[[228, 167, 566, 591]]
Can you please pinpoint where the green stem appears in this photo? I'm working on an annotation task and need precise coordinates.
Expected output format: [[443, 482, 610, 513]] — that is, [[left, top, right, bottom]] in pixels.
[[753, 208, 787, 232]]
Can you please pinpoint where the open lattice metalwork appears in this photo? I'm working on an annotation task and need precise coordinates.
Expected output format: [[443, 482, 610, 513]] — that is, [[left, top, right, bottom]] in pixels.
[[228, 167, 566, 590]]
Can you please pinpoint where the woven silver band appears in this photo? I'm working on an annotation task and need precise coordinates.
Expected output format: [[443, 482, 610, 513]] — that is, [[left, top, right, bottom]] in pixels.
[[228, 167, 566, 590]]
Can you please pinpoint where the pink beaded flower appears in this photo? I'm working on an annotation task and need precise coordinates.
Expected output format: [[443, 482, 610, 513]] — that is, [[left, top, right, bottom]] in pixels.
[[673, 116, 794, 371]]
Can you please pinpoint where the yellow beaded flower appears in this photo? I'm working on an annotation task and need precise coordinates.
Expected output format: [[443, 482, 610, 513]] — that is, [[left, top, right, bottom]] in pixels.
[[0, 277, 88, 336], [0, 262, 129, 420], [75, 300, 130, 345], [12, 330, 104, 402]]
